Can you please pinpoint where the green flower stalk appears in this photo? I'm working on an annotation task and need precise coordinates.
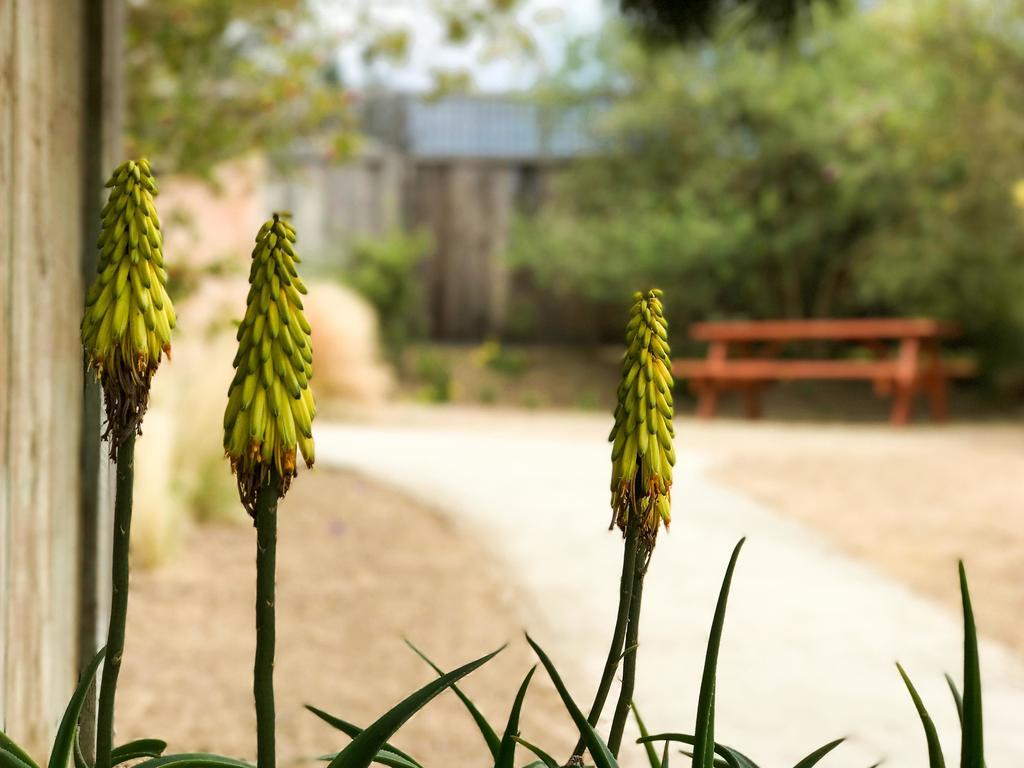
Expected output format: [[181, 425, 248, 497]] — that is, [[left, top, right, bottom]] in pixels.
[[609, 288, 675, 546], [225, 213, 315, 768], [82, 158, 175, 453], [81, 158, 174, 768], [585, 289, 675, 758], [224, 213, 316, 516]]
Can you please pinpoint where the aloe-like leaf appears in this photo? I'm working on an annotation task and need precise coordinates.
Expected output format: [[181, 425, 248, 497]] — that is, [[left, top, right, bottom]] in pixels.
[[693, 539, 746, 768], [72, 730, 89, 768], [511, 738, 559, 768], [524, 634, 618, 768], [49, 648, 105, 768], [791, 738, 844, 768], [494, 667, 536, 768], [317, 752, 417, 768], [638, 734, 758, 768], [896, 663, 945, 768], [678, 748, 732, 768], [0, 749, 38, 768], [403, 639, 501, 759], [661, 742, 670, 768], [959, 562, 983, 768], [630, 703, 661, 768], [327, 646, 503, 768], [112, 739, 169, 765], [944, 674, 964, 726], [306, 706, 422, 768], [0, 731, 38, 768], [133, 754, 255, 768]]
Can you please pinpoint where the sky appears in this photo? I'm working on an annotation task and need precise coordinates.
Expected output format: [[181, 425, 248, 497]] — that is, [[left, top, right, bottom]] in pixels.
[[317, 0, 607, 92]]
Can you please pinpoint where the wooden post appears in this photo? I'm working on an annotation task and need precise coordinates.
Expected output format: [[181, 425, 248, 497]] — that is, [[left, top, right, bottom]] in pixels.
[[890, 338, 921, 426], [923, 339, 950, 422], [0, 0, 116, 752]]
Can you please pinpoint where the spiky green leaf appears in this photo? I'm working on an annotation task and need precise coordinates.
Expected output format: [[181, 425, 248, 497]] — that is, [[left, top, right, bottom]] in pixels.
[[403, 638, 501, 759], [944, 674, 964, 726], [495, 667, 536, 768], [631, 703, 662, 768], [511, 738, 559, 768], [133, 754, 254, 768], [49, 649, 105, 768], [326, 647, 503, 768], [693, 539, 746, 768], [305, 706, 422, 768], [525, 634, 619, 768], [0, 732, 38, 768], [112, 739, 169, 765], [959, 562, 983, 768], [791, 738, 844, 768], [0, 749, 37, 768], [896, 663, 945, 768], [638, 734, 759, 768]]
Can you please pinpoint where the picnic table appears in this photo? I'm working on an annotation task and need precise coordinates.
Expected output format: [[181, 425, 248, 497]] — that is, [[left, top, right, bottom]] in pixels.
[[672, 318, 975, 425]]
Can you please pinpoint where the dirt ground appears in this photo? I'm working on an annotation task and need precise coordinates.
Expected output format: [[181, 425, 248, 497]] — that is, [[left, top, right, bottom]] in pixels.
[[118, 469, 575, 765], [698, 421, 1024, 655]]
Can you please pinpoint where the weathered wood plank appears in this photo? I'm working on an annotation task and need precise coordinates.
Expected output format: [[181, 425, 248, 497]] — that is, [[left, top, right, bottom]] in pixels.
[[0, 0, 16, 724], [1, 0, 92, 753]]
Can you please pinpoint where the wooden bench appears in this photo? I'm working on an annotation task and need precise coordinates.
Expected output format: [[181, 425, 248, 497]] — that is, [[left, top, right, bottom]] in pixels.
[[672, 319, 976, 425]]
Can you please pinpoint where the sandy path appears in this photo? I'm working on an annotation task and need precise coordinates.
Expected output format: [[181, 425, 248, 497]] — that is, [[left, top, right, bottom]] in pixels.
[[118, 469, 574, 766], [315, 410, 1024, 768], [700, 421, 1024, 655]]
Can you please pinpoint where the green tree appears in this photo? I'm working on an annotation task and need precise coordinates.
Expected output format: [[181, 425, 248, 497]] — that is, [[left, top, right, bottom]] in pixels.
[[125, 1, 354, 176], [125, 0, 534, 176], [512, 1, 1024, 382]]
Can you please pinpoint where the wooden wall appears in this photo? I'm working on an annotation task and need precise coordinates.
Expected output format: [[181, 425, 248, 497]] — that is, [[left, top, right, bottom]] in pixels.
[[410, 161, 519, 339], [273, 147, 600, 342], [0, 0, 117, 754], [267, 140, 404, 268]]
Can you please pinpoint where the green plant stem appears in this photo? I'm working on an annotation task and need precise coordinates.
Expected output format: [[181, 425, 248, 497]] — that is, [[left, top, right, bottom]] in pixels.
[[571, 514, 640, 760], [254, 474, 280, 768], [95, 431, 135, 768], [607, 557, 646, 756]]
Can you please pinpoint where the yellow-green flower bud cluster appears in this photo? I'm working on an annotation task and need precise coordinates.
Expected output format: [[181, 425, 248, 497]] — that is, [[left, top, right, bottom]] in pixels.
[[224, 214, 316, 516], [609, 289, 675, 543], [82, 158, 175, 453]]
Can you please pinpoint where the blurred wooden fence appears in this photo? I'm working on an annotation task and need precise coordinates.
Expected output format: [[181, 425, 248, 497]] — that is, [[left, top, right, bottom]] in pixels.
[[0, 0, 117, 754], [271, 150, 613, 342]]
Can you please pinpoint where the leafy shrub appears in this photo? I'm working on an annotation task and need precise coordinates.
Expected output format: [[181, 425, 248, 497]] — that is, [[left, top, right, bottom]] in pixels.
[[344, 229, 433, 366]]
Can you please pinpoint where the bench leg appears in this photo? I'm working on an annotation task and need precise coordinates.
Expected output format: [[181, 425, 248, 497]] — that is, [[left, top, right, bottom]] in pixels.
[[743, 384, 762, 420], [890, 384, 913, 426], [927, 375, 949, 422], [696, 383, 719, 419]]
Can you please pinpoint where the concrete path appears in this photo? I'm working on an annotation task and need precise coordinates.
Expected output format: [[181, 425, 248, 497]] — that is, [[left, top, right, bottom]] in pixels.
[[315, 413, 1024, 767]]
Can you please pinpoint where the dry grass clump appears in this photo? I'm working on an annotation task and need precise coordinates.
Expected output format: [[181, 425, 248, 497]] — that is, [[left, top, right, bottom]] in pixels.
[[132, 277, 392, 565]]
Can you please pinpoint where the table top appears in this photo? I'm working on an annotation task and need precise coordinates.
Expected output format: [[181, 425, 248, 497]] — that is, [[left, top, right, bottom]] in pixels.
[[691, 318, 958, 342]]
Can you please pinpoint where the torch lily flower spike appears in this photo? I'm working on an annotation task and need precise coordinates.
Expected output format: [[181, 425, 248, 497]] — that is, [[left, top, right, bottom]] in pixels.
[[224, 212, 316, 517], [82, 158, 175, 454], [609, 288, 675, 547]]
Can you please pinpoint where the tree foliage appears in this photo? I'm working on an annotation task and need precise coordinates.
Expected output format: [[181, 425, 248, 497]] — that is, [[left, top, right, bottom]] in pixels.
[[512, 1, 1024, 383], [619, 0, 839, 42], [125, 0, 355, 176], [125, 0, 533, 176]]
